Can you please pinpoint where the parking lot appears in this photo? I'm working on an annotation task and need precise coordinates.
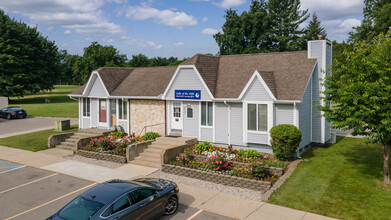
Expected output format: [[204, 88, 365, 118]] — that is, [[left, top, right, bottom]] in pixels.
[[0, 159, 234, 220]]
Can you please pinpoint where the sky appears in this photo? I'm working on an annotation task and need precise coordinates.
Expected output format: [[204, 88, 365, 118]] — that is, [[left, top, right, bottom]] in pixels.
[[0, 0, 364, 59]]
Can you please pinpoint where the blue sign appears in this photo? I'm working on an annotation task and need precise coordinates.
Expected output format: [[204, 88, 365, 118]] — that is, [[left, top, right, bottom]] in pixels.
[[175, 90, 201, 100]]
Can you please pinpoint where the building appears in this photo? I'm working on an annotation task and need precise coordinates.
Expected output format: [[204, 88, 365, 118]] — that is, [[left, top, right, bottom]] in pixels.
[[69, 40, 332, 155]]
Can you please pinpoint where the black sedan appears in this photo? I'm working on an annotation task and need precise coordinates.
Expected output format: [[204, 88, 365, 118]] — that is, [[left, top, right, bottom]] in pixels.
[[0, 107, 27, 120], [47, 178, 179, 220]]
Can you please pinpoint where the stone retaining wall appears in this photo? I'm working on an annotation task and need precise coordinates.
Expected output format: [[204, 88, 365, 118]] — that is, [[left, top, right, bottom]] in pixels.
[[190, 154, 284, 177], [126, 140, 154, 162], [162, 164, 271, 193], [76, 150, 127, 163]]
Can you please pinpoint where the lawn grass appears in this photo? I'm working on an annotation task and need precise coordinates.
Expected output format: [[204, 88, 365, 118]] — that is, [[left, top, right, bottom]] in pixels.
[[269, 137, 391, 220], [9, 85, 79, 118], [0, 125, 79, 152]]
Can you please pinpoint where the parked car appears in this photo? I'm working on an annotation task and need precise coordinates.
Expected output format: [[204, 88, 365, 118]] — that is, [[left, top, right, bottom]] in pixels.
[[47, 178, 179, 220], [0, 107, 27, 120]]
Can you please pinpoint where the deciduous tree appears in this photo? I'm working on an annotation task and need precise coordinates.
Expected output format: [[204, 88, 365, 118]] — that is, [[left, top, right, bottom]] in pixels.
[[319, 31, 391, 184]]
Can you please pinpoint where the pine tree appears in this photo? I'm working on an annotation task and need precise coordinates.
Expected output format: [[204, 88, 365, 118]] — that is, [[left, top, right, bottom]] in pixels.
[[304, 12, 327, 40], [267, 0, 309, 51]]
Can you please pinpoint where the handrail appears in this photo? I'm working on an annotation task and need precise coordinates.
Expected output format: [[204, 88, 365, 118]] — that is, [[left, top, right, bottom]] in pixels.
[[138, 122, 165, 137]]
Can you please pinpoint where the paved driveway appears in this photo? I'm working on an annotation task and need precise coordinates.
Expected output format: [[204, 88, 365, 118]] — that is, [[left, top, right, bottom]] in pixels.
[[0, 160, 233, 220], [0, 116, 78, 138]]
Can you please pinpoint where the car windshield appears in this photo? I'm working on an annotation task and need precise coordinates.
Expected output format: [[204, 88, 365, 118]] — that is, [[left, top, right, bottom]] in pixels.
[[58, 196, 104, 220], [9, 107, 22, 111]]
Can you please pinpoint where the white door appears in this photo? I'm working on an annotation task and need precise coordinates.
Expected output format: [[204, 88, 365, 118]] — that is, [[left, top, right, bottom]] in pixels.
[[171, 102, 183, 130]]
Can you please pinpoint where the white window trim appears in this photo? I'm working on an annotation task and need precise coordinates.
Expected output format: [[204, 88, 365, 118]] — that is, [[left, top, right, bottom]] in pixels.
[[117, 99, 128, 121], [82, 97, 91, 118], [243, 101, 274, 145], [200, 101, 214, 128]]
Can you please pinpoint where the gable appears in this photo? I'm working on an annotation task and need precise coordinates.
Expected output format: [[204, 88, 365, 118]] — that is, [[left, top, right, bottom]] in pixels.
[[242, 76, 273, 101], [165, 67, 212, 100], [84, 75, 109, 97]]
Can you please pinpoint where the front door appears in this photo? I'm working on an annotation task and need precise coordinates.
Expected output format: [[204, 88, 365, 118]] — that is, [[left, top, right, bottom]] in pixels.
[[171, 102, 183, 130], [99, 99, 107, 123]]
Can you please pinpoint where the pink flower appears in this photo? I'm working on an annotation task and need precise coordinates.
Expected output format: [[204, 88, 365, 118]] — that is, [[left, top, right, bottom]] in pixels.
[[220, 161, 222, 164], [263, 155, 268, 159]]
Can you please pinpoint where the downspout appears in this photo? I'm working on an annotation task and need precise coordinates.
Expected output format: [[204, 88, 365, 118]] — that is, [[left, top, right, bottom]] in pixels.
[[224, 100, 231, 145]]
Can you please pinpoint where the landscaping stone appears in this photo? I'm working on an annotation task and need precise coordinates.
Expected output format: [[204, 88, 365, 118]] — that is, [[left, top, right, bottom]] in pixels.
[[162, 164, 272, 193], [76, 150, 127, 163]]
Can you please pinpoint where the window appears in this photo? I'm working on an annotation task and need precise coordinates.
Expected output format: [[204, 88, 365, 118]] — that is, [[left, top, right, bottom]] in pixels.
[[173, 102, 181, 118], [247, 104, 267, 132], [118, 99, 127, 120], [83, 98, 90, 117], [131, 189, 155, 203], [201, 102, 213, 126], [187, 107, 193, 118], [102, 194, 133, 217]]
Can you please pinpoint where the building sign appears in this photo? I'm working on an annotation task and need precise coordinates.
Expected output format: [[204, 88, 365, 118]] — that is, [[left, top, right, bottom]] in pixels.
[[175, 90, 201, 100]]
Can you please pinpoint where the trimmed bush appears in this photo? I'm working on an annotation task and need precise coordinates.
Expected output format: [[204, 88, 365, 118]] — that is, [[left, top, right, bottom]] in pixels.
[[270, 124, 302, 161], [108, 131, 125, 137], [142, 132, 160, 141]]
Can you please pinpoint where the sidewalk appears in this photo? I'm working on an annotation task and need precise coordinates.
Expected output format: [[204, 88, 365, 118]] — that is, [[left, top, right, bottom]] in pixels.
[[0, 146, 336, 220]]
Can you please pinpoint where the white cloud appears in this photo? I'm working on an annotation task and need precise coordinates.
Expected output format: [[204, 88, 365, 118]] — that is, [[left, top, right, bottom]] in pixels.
[[103, 38, 115, 43], [301, 0, 363, 20], [64, 29, 71, 35], [201, 28, 220, 35], [0, 0, 124, 35], [85, 37, 93, 41], [121, 37, 162, 49], [125, 4, 197, 28], [215, 0, 246, 8], [47, 26, 54, 31], [174, 42, 185, 46], [323, 18, 361, 41], [202, 17, 208, 22]]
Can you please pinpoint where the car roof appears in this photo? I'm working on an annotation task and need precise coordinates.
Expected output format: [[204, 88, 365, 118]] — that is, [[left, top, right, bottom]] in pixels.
[[79, 180, 151, 204]]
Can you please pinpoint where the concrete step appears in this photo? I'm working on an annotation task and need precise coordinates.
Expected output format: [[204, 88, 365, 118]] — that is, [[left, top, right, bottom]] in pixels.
[[130, 160, 161, 168], [67, 137, 79, 142], [78, 129, 111, 134], [138, 151, 161, 159], [146, 144, 177, 150], [154, 137, 187, 146], [56, 144, 75, 151], [143, 148, 164, 154], [134, 155, 161, 164], [61, 141, 75, 147]]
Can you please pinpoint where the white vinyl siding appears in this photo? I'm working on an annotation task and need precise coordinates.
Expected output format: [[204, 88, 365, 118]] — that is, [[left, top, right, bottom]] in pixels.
[[275, 104, 294, 125], [183, 101, 199, 138], [312, 64, 321, 143], [247, 133, 269, 145], [242, 78, 273, 102], [299, 75, 312, 150], [230, 103, 244, 146], [200, 127, 213, 142], [215, 103, 228, 144], [165, 68, 212, 100], [85, 76, 108, 97]]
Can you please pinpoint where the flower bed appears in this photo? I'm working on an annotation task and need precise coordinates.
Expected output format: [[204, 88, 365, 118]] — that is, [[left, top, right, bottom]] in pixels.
[[80, 134, 143, 157], [76, 150, 127, 163]]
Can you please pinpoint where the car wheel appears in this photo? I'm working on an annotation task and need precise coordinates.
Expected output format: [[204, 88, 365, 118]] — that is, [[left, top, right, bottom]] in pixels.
[[7, 114, 11, 120], [164, 196, 178, 215]]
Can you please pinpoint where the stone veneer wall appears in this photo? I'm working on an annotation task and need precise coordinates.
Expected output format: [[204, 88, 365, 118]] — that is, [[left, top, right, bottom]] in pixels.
[[129, 100, 165, 136], [76, 150, 127, 163]]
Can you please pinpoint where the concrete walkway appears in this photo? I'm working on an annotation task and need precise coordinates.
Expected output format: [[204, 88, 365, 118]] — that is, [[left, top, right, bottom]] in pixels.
[[0, 145, 337, 220], [0, 116, 78, 138]]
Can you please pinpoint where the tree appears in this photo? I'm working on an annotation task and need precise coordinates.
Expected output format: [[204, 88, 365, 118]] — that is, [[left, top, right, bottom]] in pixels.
[[128, 54, 150, 67], [319, 31, 391, 184], [0, 10, 60, 97], [267, 0, 309, 51], [349, 0, 391, 42], [304, 13, 327, 40], [73, 42, 127, 84], [214, 0, 309, 55]]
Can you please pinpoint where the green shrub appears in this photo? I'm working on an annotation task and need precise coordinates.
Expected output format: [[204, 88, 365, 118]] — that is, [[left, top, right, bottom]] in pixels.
[[240, 150, 263, 159], [195, 142, 212, 152], [108, 131, 125, 137], [270, 124, 302, 161], [142, 132, 160, 140]]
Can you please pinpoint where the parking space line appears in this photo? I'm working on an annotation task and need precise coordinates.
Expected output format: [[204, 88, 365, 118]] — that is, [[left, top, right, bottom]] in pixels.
[[187, 209, 203, 220], [0, 165, 25, 174], [0, 173, 59, 195], [5, 182, 97, 220]]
